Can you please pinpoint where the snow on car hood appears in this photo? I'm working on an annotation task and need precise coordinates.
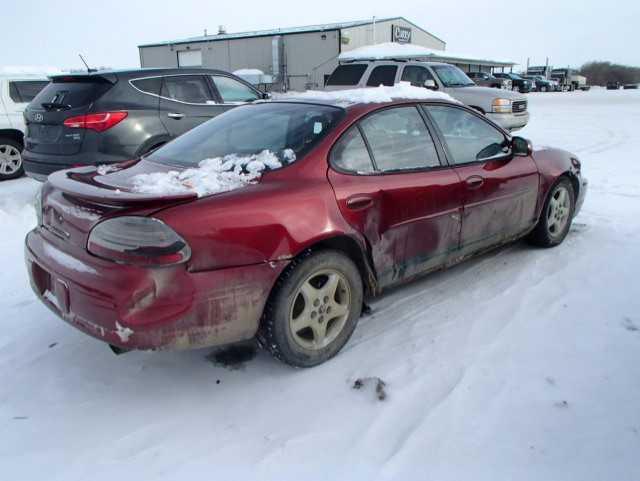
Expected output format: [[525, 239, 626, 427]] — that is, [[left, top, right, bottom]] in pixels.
[[277, 83, 459, 106], [128, 149, 291, 197]]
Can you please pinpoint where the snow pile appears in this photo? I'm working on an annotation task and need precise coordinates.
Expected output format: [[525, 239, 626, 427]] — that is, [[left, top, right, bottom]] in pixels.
[[0, 65, 63, 76], [338, 42, 514, 65], [233, 68, 264, 76], [131, 149, 292, 197], [277, 83, 458, 106], [96, 164, 120, 176]]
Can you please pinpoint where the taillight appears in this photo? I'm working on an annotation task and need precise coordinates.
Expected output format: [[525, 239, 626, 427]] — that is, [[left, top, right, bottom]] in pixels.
[[63, 111, 128, 132], [87, 217, 191, 266]]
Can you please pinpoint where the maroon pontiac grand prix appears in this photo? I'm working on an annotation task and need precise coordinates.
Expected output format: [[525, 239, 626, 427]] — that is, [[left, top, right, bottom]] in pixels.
[[25, 94, 587, 367]]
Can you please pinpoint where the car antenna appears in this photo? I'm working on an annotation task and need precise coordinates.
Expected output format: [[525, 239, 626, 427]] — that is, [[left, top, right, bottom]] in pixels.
[[78, 54, 97, 73]]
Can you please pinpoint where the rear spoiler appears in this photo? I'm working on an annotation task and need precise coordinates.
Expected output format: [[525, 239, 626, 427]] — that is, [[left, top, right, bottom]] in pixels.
[[49, 72, 118, 84], [47, 166, 197, 205]]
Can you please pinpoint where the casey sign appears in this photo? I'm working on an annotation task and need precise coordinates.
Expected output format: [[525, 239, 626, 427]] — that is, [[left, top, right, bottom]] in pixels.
[[392, 25, 412, 43]]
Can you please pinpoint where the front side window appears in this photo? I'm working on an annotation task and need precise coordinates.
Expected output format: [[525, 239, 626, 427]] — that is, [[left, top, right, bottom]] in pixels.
[[330, 126, 374, 173], [426, 105, 508, 165], [212, 76, 260, 103], [161, 75, 212, 104], [359, 106, 440, 171], [366, 66, 398, 87], [401, 66, 435, 87], [147, 103, 344, 167], [431, 65, 475, 87]]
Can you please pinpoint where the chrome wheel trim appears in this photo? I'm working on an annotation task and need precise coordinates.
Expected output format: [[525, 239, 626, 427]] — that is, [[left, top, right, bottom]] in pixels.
[[0, 144, 22, 175], [547, 185, 571, 238], [289, 268, 351, 351]]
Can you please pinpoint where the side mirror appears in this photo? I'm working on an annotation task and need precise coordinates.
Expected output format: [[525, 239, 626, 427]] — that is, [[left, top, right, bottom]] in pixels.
[[512, 136, 533, 156], [262, 92, 272, 100], [423, 79, 438, 90]]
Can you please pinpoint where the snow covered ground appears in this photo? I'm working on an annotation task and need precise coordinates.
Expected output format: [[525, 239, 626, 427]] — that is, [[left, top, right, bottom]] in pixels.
[[2, 88, 639, 480]]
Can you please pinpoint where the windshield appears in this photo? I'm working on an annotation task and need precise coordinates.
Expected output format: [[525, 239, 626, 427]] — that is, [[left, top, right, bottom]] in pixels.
[[431, 65, 475, 87], [147, 102, 344, 168]]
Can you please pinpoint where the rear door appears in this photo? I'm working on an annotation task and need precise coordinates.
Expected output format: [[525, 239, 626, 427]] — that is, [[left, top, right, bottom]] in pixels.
[[25, 76, 113, 155], [328, 105, 464, 288], [424, 104, 539, 255], [158, 75, 220, 137]]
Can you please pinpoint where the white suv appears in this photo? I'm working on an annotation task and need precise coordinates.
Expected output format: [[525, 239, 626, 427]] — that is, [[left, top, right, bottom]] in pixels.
[[0, 74, 49, 180]]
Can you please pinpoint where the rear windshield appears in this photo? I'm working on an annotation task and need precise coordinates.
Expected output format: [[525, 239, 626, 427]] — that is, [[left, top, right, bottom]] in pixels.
[[146, 102, 344, 167], [326, 65, 367, 86], [30, 78, 112, 109]]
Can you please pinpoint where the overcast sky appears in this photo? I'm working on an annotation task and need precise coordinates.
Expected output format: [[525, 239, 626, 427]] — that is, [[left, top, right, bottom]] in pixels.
[[3, 0, 639, 71]]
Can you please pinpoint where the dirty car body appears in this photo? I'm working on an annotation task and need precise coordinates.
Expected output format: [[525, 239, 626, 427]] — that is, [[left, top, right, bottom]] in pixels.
[[25, 97, 587, 355]]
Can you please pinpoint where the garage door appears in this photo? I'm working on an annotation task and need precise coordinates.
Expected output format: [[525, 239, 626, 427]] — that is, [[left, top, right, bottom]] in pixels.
[[177, 50, 202, 67]]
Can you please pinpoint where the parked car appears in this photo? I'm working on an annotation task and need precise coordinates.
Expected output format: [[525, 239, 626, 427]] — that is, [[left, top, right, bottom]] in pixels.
[[466, 71, 503, 89], [25, 92, 587, 367], [523, 75, 554, 92], [493, 73, 534, 93], [606, 81, 621, 90], [325, 61, 529, 131], [0, 74, 49, 180], [623, 83, 638, 90], [23, 68, 265, 181]]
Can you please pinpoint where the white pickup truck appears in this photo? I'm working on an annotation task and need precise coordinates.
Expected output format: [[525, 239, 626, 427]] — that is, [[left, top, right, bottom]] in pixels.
[[0, 74, 49, 180]]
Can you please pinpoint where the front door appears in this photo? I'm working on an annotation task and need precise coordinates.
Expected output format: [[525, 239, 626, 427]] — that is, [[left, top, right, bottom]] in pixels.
[[159, 74, 224, 137], [328, 105, 465, 288], [424, 104, 539, 255]]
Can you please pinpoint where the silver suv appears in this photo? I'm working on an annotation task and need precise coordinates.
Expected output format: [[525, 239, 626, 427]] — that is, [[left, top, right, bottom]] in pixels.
[[325, 61, 529, 131]]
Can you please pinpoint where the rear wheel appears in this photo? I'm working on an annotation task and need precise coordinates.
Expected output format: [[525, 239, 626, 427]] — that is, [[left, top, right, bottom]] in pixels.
[[528, 178, 575, 247], [258, 250, 363, 367], [0, 138, 24, 180]]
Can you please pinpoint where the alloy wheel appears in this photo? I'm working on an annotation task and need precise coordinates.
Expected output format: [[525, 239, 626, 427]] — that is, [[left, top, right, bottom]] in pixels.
[[547, 185, 571, 237], [0, 144, 22, 176], [289, 269, 351, 350]]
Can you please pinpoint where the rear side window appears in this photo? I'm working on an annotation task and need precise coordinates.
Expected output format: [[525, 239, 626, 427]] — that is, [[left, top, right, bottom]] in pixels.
[[330, 126, 374, 174], [131, 77, 162, 96], [161, 75, 213, 104], [211, 76, 259, 103], [400, 66, 435, 87], [9, 81, 49, 103], [366, 66, 398, 87], [30, 79, 112, 109], [326, 65, 367, 86], [360, 106, 440, 171]]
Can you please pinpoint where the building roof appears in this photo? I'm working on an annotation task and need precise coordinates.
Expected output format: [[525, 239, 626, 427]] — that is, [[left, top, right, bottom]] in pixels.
[[339, 42, 516, 67], [138, 17, 446, 48]]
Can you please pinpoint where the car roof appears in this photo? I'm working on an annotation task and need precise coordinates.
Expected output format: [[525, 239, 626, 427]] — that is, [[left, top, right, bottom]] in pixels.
[[341, 60, 454, 67], [49, 67, 238, 81]]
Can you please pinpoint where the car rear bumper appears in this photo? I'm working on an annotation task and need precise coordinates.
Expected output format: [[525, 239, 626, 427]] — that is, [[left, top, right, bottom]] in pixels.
[[486, 111, 530, 131], [25, 228, 288, 351], [23, 150, 130, 182]]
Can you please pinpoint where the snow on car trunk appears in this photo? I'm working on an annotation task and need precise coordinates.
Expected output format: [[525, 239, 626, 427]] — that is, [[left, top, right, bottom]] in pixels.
[[130, 149, 289, 197]]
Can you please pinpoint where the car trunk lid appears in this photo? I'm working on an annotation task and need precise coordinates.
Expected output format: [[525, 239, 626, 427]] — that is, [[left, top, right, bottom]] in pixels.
[[25, 74, 116, 155]]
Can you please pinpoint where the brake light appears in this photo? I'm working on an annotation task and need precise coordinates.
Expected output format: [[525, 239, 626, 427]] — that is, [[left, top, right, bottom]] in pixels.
[[87, 216, 191, 266], [64, 111, 128, 132]]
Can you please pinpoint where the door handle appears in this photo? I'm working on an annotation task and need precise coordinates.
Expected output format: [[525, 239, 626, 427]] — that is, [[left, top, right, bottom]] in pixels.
[[167, 112, 185, 119], [465, 176, 484, 189], [346, 195, 374, 210]]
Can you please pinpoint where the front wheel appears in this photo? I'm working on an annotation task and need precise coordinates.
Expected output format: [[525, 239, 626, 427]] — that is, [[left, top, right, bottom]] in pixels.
[[0, 138, 24, 180], [258, 250, 363, 367], [528, 178, 575, 247]]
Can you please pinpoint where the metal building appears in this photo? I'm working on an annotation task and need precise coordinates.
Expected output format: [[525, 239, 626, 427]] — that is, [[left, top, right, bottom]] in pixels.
[[138, 17, 514, 91]]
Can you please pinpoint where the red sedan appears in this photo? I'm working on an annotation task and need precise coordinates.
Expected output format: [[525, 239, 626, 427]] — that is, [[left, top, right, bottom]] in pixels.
[[25, 95, 587, 367]]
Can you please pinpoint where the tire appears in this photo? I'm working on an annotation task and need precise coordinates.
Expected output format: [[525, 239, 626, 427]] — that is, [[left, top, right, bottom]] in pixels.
[[541, 86, 548, 92], [0, 137, 24, 180], [257, 250, 363, 367], [528, 178, 575, 247]]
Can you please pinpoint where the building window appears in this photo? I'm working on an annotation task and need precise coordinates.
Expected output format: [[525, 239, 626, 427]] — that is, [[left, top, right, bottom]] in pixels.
[[177, 50, 202, 67]]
